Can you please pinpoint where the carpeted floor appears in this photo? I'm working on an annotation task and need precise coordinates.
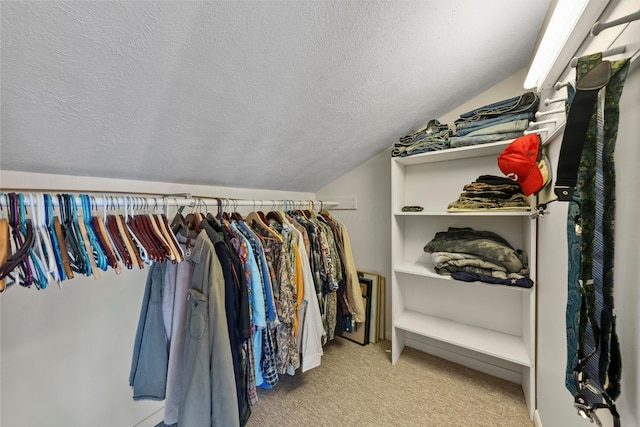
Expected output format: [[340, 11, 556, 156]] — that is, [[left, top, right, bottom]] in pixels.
[[246, 338, 534, 426]]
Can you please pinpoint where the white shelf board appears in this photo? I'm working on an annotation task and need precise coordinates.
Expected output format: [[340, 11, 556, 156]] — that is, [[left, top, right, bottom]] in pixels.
[[393, 139, 515, 166], [394, 261, 534, 292], [395, 261, 446, 279], [394, 210, 532, 216], [394, 310, 531, 366]]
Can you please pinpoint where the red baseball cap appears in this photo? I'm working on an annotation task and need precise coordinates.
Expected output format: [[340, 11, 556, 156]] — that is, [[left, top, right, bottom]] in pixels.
[[497, 134, 546, 196]]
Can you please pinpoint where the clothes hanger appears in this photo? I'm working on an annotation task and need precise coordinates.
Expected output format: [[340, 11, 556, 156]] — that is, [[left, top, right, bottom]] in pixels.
[[105, 196, 129, 268], [86, 195, 109, 270], [28, 193, 57, 287], [0, 193, 35, 287], [170, 198, 188, 235], [111, 197, 138, 269], [53, 195, 74, 279], [118, 197, 143, 269], [92, 196, 121, 273], [213, 198, 229, 223], [319, 200, 332, 219], [246, 200, 282, 241], [80, 194, 108, 272], [145, 200, 175, 261], [100, 197, 122, 272], [44, 193, 67, 281], [197, 198, 206, 223], [160, 196, 184, 262], [116, 197, 144, 269], [9, 195, 22, 287], [302, 199, 315, 218], [0, 195, 9, 291], [266, 208, 283, 224], [19, 193, 40, 287], [169, 199, 189, 234], [123, 197, 152, 263], [76, 196, 100, 279], [58, 194, 89, 276], [184, 198, 201, 233], [105, 196, 133, 269], [20, 194, 46, 289], [129, 199, 161, 262], [2, 194, 21, 288], [67, 194, 93, 277], [23, 193, 53, 288], [10, 193, 34, 287], [36, 193, 60, 283], [151, 197, 180, 262], [170, 197, 198, 258], [0, 193, 20, 290], [231, 199, 244, 221], [206, 198, 223, 231]]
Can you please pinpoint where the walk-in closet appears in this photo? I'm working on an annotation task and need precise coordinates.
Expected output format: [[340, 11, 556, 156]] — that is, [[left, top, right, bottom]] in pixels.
[[1, 1, 639, 427]]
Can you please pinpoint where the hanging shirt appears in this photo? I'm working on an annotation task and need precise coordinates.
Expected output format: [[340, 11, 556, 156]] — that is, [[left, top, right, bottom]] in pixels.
[[284, 216, 324, 372], [200, 220, 247, 425], [161, 240, 192, 426], [335, 218, 366, 323], [230, 221, 266, 388], [129, 261, 168, 400], [178, 229, 239, 427]]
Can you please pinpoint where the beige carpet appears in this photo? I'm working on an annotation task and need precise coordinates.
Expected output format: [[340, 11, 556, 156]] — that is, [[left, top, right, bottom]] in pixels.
[[247, 338, 534, 426]]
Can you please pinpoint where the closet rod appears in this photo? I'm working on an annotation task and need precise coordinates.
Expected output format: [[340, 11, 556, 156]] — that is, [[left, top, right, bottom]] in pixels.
[[524, 128, 551, 135], [570, 45, 626, 67], [554, 81, 571, 91], [528, 118, 557, 127], [536, 107, 565, 118], [591, 10, 640, 36], [0, 193, 340, 210], [544, 97, 568, 106]]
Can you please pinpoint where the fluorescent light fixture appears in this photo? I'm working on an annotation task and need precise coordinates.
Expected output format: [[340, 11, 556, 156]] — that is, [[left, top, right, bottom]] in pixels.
[[524, 0, 594, 90]]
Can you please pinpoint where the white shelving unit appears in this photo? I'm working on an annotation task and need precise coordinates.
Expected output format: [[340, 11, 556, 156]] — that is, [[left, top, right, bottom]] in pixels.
[[391, 139, 536, 418]]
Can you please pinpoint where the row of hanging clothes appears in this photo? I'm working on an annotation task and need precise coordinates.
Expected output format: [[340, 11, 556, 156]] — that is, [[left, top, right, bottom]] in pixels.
[[0, 192, 185, 292], [0, 191, 362, 426], [124, 198, 365, 427]]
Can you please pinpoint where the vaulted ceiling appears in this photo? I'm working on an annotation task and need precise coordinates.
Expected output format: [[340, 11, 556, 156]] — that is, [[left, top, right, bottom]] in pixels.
[[1, 1, 552, 192]]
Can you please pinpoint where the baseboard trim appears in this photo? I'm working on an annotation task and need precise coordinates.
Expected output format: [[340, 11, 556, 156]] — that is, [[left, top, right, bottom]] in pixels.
[[533, 409, 543, 427], [404, 336, 522, 384], [133, 407, 164, 427]]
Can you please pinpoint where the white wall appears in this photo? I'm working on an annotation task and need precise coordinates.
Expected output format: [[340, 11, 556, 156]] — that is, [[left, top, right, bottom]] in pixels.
[[316, 150, 392, 335], [0, 171, 314, 427]]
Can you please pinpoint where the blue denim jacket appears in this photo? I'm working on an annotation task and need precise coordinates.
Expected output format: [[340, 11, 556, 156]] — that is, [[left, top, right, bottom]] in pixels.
[[129, 262, 169, 400]]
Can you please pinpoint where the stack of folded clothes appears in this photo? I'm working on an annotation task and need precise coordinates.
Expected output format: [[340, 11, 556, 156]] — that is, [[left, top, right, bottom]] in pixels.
[[449, 92, 540, 149], [423, 227, 533, 288], [447, 175, 530, 211], [391, 119, 453, 157]]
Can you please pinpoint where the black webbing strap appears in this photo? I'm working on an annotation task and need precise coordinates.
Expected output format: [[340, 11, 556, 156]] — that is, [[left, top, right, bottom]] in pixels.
[[554, 61, 612, 201]]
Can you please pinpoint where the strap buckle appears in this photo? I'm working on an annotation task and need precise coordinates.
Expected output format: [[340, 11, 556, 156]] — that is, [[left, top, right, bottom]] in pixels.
[[554, 185, 575, 201], [574, 399, 602, 426], [573, 369, 621, 427]]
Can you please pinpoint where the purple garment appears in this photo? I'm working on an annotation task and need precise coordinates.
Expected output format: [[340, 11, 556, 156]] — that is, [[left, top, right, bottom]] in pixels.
[[451, 271, 533, 288]]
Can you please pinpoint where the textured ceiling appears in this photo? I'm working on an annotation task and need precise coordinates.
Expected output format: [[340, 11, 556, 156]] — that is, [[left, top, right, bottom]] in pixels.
[[1, 1, 551, 192]]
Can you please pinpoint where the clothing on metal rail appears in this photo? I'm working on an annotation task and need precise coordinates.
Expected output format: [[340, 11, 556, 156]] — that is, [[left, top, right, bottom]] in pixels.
[[129, 206, 364, 427], [0, 192, 337, 292]]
